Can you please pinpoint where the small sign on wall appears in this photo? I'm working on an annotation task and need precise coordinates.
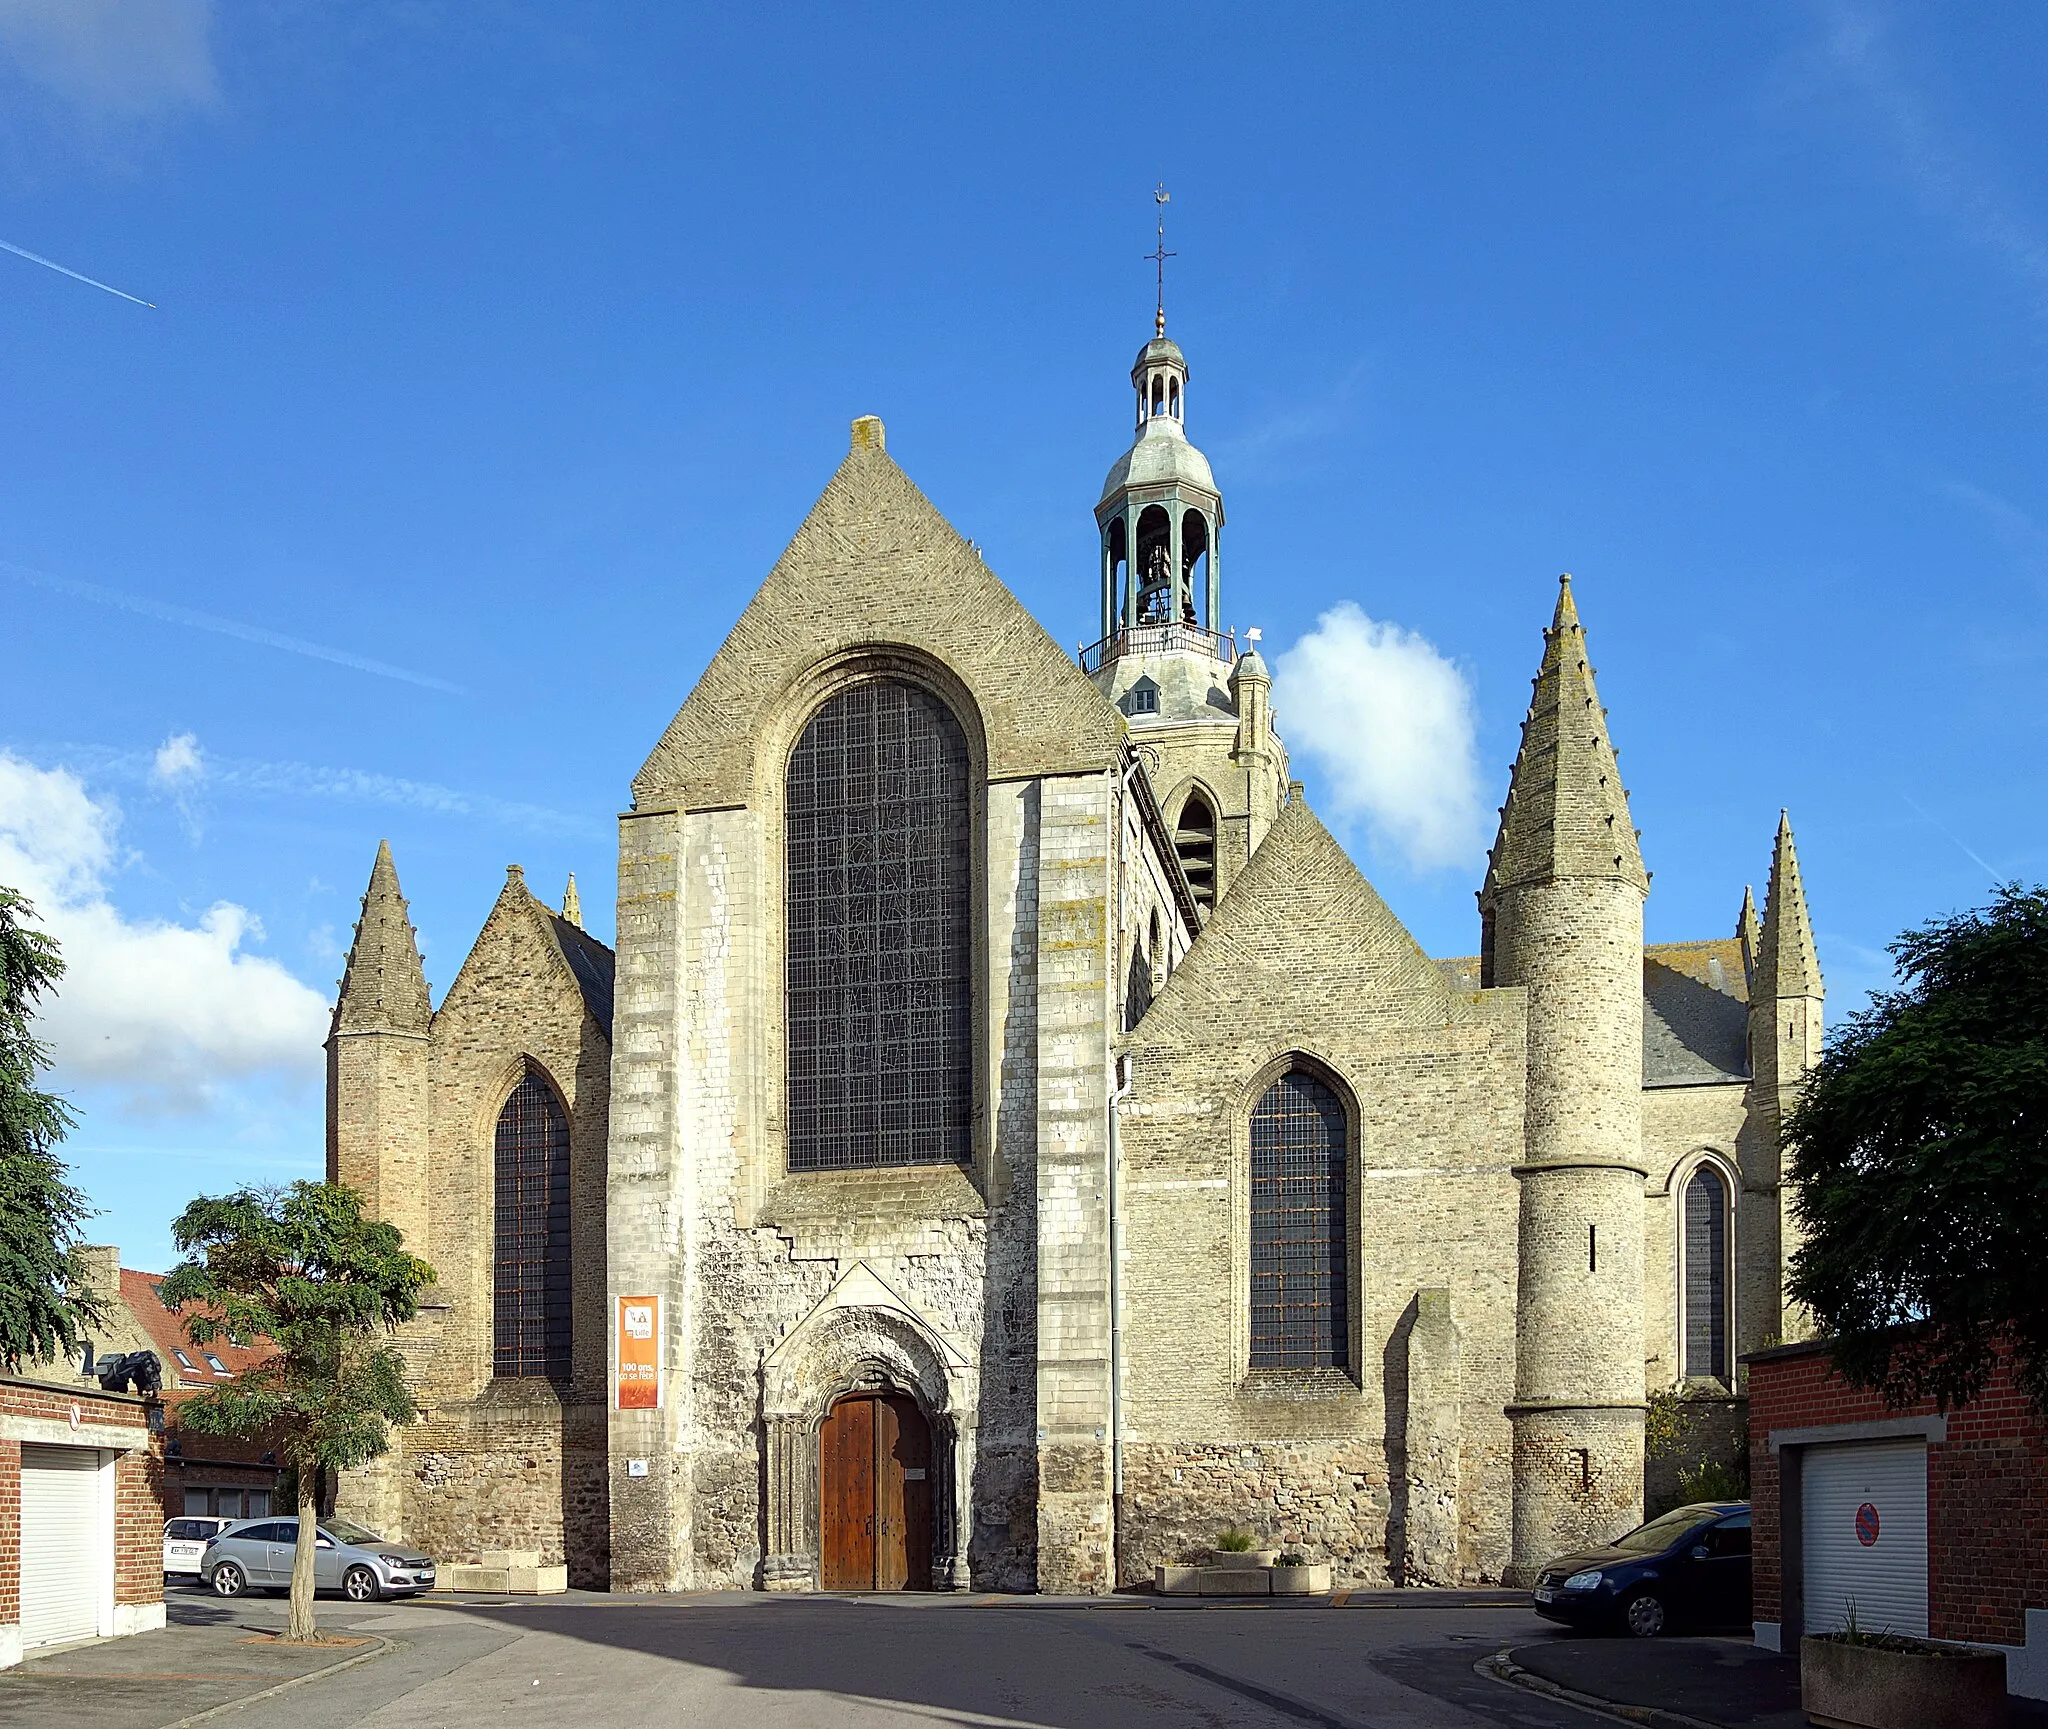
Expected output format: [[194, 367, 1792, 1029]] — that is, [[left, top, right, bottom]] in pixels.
[[616, 1294, 662, 1410]]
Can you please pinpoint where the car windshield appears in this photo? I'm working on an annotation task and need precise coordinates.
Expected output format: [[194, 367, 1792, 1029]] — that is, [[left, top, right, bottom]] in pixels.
[[1608, 1506, 1718, 1554], [320, 1519, 384, 1547]]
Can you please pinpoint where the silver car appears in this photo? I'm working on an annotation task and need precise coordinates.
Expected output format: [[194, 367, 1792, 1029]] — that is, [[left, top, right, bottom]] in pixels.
[[200, 1516, 437, 1602]]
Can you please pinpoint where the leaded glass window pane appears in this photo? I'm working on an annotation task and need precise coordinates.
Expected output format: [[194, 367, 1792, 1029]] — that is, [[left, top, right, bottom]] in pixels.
[[493, 1067, 571, 1379], [1683, 1165, 1729, 1379], [1249, 1070, 1348, 1369], [786, 680, 972, 1171]]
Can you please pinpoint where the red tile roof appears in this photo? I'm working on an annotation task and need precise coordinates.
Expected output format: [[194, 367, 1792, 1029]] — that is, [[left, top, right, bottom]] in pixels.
[[122, 1266, 276, 1389]]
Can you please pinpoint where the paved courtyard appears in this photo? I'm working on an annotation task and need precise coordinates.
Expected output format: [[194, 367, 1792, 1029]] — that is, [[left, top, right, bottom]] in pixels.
[[0, 1585, 1667, 1729]]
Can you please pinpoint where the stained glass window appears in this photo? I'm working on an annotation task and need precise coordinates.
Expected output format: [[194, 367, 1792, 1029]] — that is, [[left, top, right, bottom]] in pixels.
[[1250, 1069, 1348, 1369], [786, 680, 973, 1171], [493, 1066, 571, 1379], [1683, 1164, 1730, 1380]]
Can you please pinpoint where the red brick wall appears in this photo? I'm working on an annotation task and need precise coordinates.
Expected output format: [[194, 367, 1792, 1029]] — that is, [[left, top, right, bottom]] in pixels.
[[0, 1440, 19, 1631], [1748, 1341, 2048, 1645], [0, 1377, 166, 1625]]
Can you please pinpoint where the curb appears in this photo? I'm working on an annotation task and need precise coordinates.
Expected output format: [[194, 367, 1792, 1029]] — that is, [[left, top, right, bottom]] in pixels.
[[1477, 1649, 1728, 1729], [159, 1634, 393, 1729]]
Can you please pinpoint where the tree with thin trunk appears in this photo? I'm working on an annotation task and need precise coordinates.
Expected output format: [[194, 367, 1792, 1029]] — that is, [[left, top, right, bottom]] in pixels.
[[1786, 883, 2048, 1415], [0, 885, 102, 1369], [162, 1182, 432, 1641]]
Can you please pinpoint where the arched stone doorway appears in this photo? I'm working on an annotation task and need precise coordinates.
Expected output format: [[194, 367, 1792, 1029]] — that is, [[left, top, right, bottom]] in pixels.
[[820, 1392, 933, 1590], [760, 1263, 977, 1592]]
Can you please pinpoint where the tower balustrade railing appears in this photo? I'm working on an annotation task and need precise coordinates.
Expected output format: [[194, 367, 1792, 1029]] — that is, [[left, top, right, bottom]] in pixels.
[[1078, 620, 1235, 676]]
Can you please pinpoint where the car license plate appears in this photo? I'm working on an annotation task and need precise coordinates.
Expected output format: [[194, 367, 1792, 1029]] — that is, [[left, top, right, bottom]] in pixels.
[[1534, 1587, 1555, 1603]]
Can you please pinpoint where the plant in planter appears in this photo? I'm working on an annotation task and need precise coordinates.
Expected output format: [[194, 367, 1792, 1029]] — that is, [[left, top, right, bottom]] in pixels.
[[1801, 1610, 2007, 1729], [1268, 1550, 1334, 1595], [1208, 1527, 1277, 1568], [1275, 1552, 1306, 1567]]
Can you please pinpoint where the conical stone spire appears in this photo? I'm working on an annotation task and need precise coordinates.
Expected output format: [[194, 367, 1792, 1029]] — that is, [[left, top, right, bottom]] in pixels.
[[561, 872, 582, 927], [1483, 576, 1648, 898], [1756, 811, 1822, 1001], [334, 840, 432, 1036]]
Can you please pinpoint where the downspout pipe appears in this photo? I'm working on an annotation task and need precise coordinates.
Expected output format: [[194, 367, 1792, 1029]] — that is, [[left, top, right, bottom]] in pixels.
[[1108, 1047, 1134, 1583]]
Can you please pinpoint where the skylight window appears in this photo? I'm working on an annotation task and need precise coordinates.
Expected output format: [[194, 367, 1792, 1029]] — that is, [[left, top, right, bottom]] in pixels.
[[172, 1349, 195, 1369], [204, 1353, 230, 1375]]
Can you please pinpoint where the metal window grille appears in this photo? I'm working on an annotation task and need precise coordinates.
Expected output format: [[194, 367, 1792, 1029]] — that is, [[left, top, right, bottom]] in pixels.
[[1683, 1165, 1729, 1379], [785, 679, 973, 1171], [493, 1067, 572, 1379], [1249, 1070, 1348, 1369]]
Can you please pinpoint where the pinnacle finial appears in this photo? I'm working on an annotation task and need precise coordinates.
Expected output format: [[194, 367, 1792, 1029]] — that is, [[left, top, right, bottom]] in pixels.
[[1552, 573, 1581, 632], [562, 872, 582, 927], [1738, 883, 1761, 984]]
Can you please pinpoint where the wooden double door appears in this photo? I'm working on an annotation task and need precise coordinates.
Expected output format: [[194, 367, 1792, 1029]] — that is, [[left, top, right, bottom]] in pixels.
[[820, 1393, 933, 1591]]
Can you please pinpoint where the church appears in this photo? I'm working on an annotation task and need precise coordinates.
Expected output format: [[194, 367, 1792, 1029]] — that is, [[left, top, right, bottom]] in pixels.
[[325, 312, 1824, 1594]]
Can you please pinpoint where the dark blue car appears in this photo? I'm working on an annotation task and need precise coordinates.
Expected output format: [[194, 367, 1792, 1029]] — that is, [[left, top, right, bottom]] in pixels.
[[1532, 1502, 1750, 1638]]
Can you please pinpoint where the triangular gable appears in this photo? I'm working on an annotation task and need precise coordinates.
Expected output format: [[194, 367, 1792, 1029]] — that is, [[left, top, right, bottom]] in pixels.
[[437, 867, 613, 1040], [633, 429, 1124, 807], [1142, 797, 1455, 1027]]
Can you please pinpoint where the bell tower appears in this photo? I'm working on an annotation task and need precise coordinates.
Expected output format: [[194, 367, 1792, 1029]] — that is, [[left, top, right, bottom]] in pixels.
[[1085, 188, 1286, 908]]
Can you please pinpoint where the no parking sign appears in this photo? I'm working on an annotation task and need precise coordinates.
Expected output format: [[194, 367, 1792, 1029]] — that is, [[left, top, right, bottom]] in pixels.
[[1855, 1500, 1881, 1547]]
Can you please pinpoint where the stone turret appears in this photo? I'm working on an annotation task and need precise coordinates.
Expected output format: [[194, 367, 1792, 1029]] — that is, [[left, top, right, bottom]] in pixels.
[[1737, 884, 1761, 988], [1479, 576, 1650, 1584], [326, 840, 433, 1254], [1750, 812, 1824, 1342], [1228, 635, 1282, 857]]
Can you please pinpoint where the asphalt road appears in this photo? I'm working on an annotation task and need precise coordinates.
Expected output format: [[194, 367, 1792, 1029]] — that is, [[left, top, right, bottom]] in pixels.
[[4, 1585, 1632, 1729]]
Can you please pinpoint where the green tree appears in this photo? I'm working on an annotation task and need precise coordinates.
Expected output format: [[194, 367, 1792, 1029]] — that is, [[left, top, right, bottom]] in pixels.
[[0, 885, 101, 1369], [161, 1182, 433, 1641], [1786, 884, 2048, 1415]]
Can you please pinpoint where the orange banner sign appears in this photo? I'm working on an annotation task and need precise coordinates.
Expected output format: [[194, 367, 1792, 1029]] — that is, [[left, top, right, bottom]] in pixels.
[[615, 1294, 661, 1410]]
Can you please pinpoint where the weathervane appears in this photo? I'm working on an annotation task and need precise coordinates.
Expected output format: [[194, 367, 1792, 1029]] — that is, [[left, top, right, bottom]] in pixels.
[[1144, 182, 1175, 337]]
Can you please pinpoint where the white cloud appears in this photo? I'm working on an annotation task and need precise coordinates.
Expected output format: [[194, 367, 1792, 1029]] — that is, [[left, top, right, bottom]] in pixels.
[[151, 730, 202, 786], [0, 0, 216, 120], [151, 729, 205, 838], [1273, 602, 1488, 874], [0, 751, 329, 1114]]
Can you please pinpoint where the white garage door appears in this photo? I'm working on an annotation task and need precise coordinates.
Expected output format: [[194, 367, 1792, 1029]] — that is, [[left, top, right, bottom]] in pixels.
[[20, 1445, 105, 1650], [1801, 1438, 1928, 1638]]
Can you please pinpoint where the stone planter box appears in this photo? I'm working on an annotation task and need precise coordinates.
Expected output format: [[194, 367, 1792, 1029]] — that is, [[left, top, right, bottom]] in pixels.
[[435, 1549, 568, 1595], [1155, 1564, 1272, 1596], [1207, 1548, 1279, 1569], [1268, 1564, 1332, 1595], [1800, 1635, 2007, 1729]]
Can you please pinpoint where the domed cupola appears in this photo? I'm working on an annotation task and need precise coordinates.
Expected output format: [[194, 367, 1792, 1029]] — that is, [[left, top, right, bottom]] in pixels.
[[1089, 323, 1226, 655]]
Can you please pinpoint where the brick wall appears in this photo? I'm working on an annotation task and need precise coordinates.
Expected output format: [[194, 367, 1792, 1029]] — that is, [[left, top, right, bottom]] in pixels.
[[0, 1376, 166, 1651], [1747, 1339, 2048, 1646]]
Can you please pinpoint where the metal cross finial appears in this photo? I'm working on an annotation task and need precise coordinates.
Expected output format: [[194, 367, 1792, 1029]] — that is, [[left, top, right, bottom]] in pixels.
[[1145, 183, 1175, 337]]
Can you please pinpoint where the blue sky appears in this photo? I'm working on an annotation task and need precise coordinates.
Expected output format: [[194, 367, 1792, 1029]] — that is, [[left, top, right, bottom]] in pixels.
[[3, 2, 2045, 1273]]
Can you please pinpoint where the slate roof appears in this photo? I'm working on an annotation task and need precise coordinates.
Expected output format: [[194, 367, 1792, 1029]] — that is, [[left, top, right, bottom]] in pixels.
[[1435, 935, 1751, 1088], [545, 911, 616, 1036]]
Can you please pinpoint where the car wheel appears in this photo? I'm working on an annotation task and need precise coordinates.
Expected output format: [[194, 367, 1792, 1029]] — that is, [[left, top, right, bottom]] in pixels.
[[211, 1561, 246, 1598], [343, 1565, 382, 1604], [1622, 1590, 1667, 1638]]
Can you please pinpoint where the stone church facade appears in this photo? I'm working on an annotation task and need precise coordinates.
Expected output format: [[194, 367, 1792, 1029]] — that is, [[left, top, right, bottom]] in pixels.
[[327, 322, 1824, 1593]]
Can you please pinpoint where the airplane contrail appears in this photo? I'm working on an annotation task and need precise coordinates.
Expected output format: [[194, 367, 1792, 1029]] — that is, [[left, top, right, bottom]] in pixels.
[[1, 560, 466, 695], [0, 238, 155, 308]]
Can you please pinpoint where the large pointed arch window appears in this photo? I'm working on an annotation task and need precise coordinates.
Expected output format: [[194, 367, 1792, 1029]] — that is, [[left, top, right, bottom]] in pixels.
[[1249, 1068, 1349, 1369], [786, 678, 973, 1171], [1682, 1162, 1732, 1381], [493, 1064, 571, 1380]]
